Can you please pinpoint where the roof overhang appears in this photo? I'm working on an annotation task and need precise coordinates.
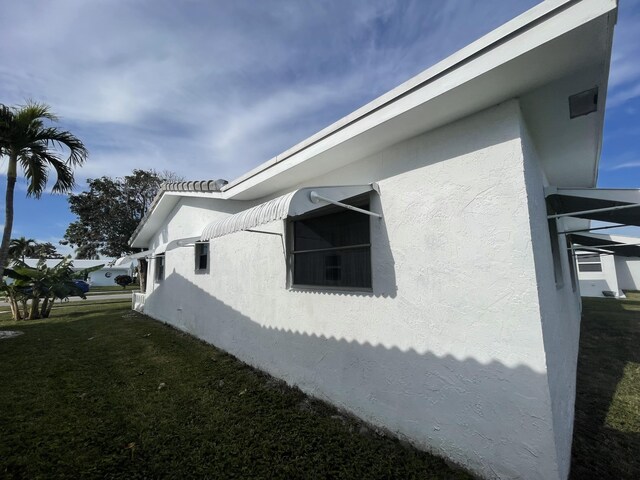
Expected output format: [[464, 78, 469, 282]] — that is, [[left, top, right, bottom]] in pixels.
[[570, 233, 640, 257], [130, 0, 618, 248], [546, 187, 640, 226], [130, 191, 230, 248], [201, 184, 379, 241], [220, 0, 617, 200]]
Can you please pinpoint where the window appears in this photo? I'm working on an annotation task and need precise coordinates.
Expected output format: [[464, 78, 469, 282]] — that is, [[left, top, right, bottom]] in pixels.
[[155, 255, 165, 281], [548, 219, 563, 288], [290, 203, 371, 289], [195, 242, 209, 271], [577, 253, 602, 272], [566, 239, 577, 292]]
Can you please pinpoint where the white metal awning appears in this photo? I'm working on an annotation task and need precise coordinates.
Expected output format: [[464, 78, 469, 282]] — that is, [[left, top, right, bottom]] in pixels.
[[569, 233, 640, 257], [545, 187, 640, 227], [201, 184, 380, 241]]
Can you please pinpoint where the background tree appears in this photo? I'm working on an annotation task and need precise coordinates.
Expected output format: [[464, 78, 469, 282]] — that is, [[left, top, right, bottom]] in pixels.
[[33, 242, 64, 259], [8, 237, 37, 262], [63, 169, 182, 258], [0, 101, 87, 278], [7, 238, 63, 262]]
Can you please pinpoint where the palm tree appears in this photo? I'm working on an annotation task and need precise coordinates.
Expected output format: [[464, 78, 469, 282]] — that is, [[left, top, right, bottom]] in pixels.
[[0, 101, 87, 278], [8, 237, 37, 263]]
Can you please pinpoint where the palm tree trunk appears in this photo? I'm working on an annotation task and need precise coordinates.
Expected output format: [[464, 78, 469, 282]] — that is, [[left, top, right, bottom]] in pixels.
[[0, 153, 18, 280]]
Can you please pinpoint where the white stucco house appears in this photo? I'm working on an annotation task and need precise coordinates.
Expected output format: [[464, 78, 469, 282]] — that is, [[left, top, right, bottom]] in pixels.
[[128, 1, 637, 479], [573, 232, 640, 297]]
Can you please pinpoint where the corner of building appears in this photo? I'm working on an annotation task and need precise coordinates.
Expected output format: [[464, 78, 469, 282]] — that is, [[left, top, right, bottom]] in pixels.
[[517, 105, 583, 480]]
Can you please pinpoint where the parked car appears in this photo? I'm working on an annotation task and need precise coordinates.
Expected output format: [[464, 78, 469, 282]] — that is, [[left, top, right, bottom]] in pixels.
[[73, 280, 90, 294]]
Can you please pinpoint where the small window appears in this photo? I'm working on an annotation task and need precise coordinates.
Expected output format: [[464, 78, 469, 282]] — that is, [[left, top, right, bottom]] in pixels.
[[548, 219, 563, 288], [566, 239, 577, 292], [155, 255, 165, 282], [577, 253, 602, 272], [291, 203, 371, 289], [195, 242, 209, 271]]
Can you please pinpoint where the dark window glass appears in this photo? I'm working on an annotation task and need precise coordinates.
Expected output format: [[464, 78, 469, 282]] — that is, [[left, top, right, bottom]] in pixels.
[[195, 243, 209, 271], [292, 206, 371, 288], [156, 255, 165, 281], [548, 219, 563, 288], [578, 263, 602, 272], [577, 254, 600, 263]]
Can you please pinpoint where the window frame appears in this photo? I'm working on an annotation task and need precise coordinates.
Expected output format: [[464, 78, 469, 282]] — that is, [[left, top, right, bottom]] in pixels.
[[155, 254, 165, 282], [195, 242, 209, 273], [576, 253, 603, 272], [286, 194, 373, 292]]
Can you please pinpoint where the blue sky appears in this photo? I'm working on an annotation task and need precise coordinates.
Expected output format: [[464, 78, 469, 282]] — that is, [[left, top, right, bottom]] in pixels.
[[1, 0, 639, 255]]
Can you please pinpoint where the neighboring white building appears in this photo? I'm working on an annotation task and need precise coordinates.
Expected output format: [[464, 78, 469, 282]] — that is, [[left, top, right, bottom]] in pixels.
[[128, 2, 633, 479], [573, 233, 640, 297], [21, 259, 134, 287]]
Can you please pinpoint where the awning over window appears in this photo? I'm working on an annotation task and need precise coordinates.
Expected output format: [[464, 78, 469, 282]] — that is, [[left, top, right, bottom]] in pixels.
[[201, 184, 379, 241], [545, 187, 640, 226], [570, 233, 640, 257]]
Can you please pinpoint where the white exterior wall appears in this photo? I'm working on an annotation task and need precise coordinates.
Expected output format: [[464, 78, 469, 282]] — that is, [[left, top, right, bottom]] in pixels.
[[578, 254, 622, 297], [519, 113, 582, 480], [143, 101, 575, 480], [614, 256, 640, 291]]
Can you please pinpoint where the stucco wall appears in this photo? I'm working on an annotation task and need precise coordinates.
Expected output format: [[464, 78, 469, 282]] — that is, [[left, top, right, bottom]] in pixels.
[[143, 101, 568, 480], [519, 112, 582, 480], [614, 256, 640, 291]]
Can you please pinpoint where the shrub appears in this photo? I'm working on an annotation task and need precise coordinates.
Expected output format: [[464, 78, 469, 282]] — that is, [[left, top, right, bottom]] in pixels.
[[114, 275, 133, 288]]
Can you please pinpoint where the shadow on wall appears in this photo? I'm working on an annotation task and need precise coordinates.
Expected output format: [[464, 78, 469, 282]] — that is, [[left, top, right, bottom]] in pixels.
[[145, 271, 561, 480]]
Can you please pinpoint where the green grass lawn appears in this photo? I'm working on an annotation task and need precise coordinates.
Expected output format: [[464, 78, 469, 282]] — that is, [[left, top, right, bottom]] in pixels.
[[570, 291, 640, 479], [0, 300, 471, 479], [1, 294, 638, 479]]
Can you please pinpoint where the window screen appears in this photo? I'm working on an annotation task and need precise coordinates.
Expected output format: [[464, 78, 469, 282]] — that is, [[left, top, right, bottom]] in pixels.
[[291, 205, 371, 288], [195, 243, 209, 271]]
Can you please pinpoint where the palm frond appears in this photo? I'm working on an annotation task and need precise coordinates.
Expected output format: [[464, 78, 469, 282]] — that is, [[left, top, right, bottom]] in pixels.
[[2, 100, 87, 196], [19, 151, 50, 198], [14, 101, 58, 124], [30, 127, 88, 167], [44, 156, 75, 194]]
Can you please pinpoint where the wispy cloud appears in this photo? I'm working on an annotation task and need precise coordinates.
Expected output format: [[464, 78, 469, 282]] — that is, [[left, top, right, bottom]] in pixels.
[[606, 0, 640, 108], [0, 0, 541, 185], [605, 161, 640, 171]]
